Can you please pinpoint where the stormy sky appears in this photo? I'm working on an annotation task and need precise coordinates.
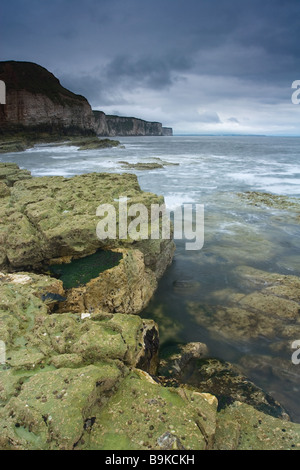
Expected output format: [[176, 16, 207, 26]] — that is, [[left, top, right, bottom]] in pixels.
[[2, 0, 300, 135]]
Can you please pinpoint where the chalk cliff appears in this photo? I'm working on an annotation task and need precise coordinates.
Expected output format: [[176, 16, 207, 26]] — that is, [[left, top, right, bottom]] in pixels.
[[162, 126, 173, 136], [0, 61, 95, 135], [93, 111, 173, 137], [0, 61, 173, 137]]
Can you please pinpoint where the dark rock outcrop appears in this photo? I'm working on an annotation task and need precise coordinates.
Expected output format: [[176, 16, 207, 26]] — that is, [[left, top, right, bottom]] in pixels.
[[0, 61, 173, 138], [0, 61, 96, 136]]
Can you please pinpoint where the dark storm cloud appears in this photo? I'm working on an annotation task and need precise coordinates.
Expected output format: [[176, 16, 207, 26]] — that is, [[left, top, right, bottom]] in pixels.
[[3, 0, 299, 78], [104, 54, 193, 89], [2, 0, 300, 133]]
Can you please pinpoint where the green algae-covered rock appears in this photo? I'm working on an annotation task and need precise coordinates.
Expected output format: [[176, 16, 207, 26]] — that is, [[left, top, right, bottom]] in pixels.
[[0, 271, 64, 349], [119, 162, 164, 170], [0, 140, 29, 154], [77, 369, 218, 451], [0, 165, 174, 270], [2, 164, 300, 451], [57, 248, 160, 315], [238, 191, 300, 213], [70, 137, 120, 150], [0, 369, 27, 407], [0, 162, 31, 186], [214, 401, 300, 450], [0, 364, 122, 450], [0, 163, 175, 315], [0, 272, 160, 374], [1, 269, 300, 450], [0, 181, 10, 198], [0, 271, 161, 450]]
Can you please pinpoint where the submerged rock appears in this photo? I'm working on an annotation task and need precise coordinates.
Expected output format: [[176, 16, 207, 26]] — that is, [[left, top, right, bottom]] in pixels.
[[237, 191, 300, 213], [119, 161, 164, 170], [158, 343, 289, 421], [188, 266, 300, 349], [118, 160, 179, 171], [177, 357, 289, 421], [158, 342, 209, 378], [172, 279, 202, 293]]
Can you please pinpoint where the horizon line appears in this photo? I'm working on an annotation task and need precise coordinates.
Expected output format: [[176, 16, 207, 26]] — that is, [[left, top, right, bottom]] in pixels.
[[172, 133, 300, 137]]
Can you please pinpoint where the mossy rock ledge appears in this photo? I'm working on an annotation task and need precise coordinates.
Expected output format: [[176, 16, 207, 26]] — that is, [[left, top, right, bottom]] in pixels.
[[0, 162, 175, 314], [1, 164, 300, 450]]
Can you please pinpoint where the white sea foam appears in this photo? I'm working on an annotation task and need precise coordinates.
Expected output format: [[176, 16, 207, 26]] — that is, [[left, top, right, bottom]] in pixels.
[[27, 145, 79, 153], [164, 194, 197, 210], [5, 135, 300, 198], [31, 168, 73, 177]]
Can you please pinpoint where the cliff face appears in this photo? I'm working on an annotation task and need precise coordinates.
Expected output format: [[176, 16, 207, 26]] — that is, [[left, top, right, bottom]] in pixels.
[[92, 110, 108, 135], [162, 127, 173, 136], [106, 115, 163, 137], [93, 111, 173, 137], [0, 61, 96, 135], [0, 61, 173, 137]]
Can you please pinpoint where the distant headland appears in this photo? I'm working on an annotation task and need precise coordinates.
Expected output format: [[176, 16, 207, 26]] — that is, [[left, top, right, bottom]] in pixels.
[[0, 61, 173, 140]]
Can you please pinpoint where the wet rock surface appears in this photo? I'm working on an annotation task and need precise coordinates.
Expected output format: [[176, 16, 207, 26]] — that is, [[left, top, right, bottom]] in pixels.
[[157, 343, 290, 419], [186, 264, 300, 424], [1, 168, 300, 449], [188, 266, 300, 350], [237, 191, 300, 213], [76, 369, 218, 451], [0, 163, 175, 314], [2, 269, 300, 450], [215, 401, 300, 450], [118, 159, 179, 171]]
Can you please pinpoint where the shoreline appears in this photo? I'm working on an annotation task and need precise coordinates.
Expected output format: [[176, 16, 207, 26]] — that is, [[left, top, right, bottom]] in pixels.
[[0, 161, 300, 449], [0, 134, 121, 154]]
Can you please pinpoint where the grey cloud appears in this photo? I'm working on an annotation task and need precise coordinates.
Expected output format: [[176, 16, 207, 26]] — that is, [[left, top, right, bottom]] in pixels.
[[104, 54, 193, 90], [59, 72, 131, 107], [197, 111, 222, 124], [2, 0, 300, 134], [227, 117, 239, 123]]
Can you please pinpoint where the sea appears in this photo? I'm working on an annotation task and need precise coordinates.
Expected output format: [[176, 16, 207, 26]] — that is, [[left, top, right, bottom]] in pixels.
[[1, 135, 300, 421]]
